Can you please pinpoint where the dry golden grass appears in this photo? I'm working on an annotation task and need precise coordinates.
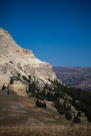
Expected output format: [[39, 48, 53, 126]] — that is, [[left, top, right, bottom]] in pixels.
[[0, 125, 91, 136]]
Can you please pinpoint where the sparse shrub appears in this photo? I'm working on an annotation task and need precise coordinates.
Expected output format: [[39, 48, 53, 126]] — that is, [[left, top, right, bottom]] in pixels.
[[9, 61, 13, 64]]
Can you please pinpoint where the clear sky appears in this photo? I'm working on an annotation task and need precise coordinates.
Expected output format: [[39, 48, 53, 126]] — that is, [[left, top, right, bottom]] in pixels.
[[0, 0, 91, 67]]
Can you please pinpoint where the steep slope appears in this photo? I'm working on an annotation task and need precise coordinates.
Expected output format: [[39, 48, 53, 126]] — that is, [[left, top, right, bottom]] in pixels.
[[53, 67, 91, 91], [0, 90, 69, 126], [0, 28, 56, 91], [0, 83, 90, 127]]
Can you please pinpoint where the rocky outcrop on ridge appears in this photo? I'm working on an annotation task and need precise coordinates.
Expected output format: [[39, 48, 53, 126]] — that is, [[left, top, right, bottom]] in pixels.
[[0, 28, 56, 95]]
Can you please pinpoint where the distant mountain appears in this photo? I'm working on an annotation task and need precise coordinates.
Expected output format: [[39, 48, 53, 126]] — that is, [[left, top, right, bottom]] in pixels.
[[53, 67, 91, 91]]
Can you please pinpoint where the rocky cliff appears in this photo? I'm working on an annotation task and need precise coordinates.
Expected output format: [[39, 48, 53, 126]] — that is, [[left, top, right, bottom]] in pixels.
[[0, 28, 56, 94]]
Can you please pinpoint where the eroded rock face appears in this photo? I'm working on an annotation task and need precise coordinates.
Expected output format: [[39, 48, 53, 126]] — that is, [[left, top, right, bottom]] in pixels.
[[23, 49, 33, 55], [17, 62, 23, 71], [0, 28, 56, 85]]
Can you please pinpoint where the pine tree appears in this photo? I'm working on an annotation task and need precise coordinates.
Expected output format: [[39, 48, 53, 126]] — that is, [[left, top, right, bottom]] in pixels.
[[7, 89, 9, 95], [2, 84, 6, 90], [65, 112, 72, 120]]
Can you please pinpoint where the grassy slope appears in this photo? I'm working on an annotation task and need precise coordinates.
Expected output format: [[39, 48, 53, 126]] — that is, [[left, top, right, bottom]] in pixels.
[[0, 90, 91, 136], [0, 90, 70, 126]]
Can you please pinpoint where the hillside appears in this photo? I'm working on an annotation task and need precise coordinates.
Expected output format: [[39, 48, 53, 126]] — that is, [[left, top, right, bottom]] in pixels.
[[53, 67, 91, 91], [0, 89, 75, 127], [0, 79, 91, 125], [0, 90, 91, 136], [0, 28, 91, 135], [0, 79, 91, 136]]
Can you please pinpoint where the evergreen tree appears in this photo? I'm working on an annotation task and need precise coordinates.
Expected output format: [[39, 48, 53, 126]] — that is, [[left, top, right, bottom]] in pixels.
[[10, 77, 13, 84], [65, 112, 72, 120], [78, 111, 81, 117], [36, 99, 46, 108], [87, 107, 91, 122], [2, 84, 6, 90], [73, 116, 81, 123], [7, 89, 9, 95]]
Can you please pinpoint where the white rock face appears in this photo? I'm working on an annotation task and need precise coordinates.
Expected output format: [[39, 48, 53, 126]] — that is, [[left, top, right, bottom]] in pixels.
[[0, 28, 56, 84]]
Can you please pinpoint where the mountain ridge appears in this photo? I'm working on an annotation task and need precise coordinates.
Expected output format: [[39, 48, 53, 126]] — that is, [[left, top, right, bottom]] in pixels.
[[53, 67, 91, 91]]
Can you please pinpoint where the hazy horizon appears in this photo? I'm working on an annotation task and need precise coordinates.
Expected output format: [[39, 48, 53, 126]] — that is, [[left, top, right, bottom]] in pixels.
[[0, 0, 91, 67]]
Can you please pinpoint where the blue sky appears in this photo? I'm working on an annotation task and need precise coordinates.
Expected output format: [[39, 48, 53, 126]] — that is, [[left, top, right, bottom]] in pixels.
[[0, 0, 91, 67]]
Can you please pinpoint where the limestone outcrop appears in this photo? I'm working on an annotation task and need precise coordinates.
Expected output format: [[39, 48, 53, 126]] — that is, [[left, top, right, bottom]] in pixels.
[[0, 28, 56, 92]]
